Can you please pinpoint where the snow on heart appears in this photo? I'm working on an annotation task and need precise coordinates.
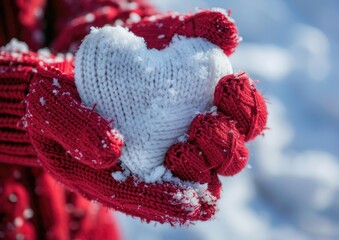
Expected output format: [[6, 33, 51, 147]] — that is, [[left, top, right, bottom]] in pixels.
[[75, 26, 233, 182]]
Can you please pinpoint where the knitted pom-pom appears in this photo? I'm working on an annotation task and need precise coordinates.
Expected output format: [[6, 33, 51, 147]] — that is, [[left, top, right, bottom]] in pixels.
[[214, 72, 267, 141], [165, 142, 212, 183], [187, 113, 248, 177]]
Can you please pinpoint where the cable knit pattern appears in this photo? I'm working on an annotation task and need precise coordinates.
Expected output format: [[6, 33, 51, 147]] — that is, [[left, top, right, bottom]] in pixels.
[[75, 26, 233, 180]]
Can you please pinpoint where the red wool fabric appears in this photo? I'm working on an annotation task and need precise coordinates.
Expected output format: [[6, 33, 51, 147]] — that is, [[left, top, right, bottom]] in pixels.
[[0, 0, 157, 239], [0, 0, 268, 232], [0, 164, 121, 240]]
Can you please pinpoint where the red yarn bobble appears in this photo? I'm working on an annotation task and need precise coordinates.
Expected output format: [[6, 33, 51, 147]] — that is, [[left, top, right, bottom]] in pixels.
[[214, 72, 267, 141]]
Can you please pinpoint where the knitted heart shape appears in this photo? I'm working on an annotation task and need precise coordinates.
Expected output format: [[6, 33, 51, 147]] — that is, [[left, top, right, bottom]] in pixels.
[[75, 26, 233, 181]]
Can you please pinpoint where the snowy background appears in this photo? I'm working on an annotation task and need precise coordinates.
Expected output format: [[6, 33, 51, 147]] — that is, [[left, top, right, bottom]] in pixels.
[[115, 1, 339, 239]]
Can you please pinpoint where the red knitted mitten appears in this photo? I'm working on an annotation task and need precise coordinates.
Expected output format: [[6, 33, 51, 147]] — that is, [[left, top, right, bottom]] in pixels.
[[1, 9, 267, 225]]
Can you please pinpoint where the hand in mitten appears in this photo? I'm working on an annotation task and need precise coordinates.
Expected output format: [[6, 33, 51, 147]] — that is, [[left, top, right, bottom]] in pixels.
[[3, 9, 267, 224]]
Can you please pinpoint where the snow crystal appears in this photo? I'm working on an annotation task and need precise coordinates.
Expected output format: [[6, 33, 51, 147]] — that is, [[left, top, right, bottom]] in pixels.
[[148, 16, 157, 22], [8, 193, 18, 203], [126, 2, 139, 10], [2, 38, 29, 53], [200, 191, 217, 205], [114, 19, 124, 26], [109, 129, 124, 140], [52, 78, 60, 88], [37, 48, 51, 58], [34, 7, 43, 19], [144, 166, 166, 183], [158, 34, 165, 39], [23, 209, 34, 219], [185, 189, 199, 206], [111, 171, 128, 182], [52, 90, 59, 95], [14, 218, 23, 227], [84, 13, 95, 23], [128, 12, 141, 23], [39, 97, 46, 106], [177, 133, 188, 142]]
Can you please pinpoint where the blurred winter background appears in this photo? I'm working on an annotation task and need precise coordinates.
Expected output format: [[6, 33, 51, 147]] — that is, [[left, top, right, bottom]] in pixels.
[[115, 0, 339, 240]]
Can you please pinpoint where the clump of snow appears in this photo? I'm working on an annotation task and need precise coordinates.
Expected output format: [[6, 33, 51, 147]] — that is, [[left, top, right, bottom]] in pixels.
[[112, 171, 127, 181], [177, 133, 188, 142], [37, 48, 51, 58], [128, 12, 141, 23], [114, 19, 124, 26], [143, 166, 167, 183], [39, 97, 46, 106], [173, 189, 199, 206], [23, 209, 34, 219], [1, 38, 29, 53], [14, 217, 23, 227], [111, 165, 131, 182], [52, 78, 60, 88]]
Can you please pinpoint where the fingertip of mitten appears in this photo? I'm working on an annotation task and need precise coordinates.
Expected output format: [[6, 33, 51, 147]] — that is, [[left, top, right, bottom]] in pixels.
[[164, 142, 211, 184], [176, 10, 240, 56], [214, 72, 268, 141], [185, 113, 249, 177]]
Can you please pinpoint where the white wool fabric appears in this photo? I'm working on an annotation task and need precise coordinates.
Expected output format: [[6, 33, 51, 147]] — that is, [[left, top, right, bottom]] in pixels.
[[75, 26, 233, 181]]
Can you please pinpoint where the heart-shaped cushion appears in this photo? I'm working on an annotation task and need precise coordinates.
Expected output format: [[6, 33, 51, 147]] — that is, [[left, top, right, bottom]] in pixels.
[[75, 26, 232, 181]]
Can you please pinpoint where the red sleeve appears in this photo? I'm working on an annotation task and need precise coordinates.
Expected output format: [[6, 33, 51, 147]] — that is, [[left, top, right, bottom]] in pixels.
[[0, 0, 45, 50], [47, 0, 157, 52]]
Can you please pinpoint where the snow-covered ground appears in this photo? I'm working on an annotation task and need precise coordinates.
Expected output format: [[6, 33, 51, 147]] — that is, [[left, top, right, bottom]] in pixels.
[[116, 1, 339, 239]]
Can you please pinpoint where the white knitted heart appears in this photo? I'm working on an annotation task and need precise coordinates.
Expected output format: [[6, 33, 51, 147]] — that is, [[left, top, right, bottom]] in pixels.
[[75, 26, 233, 182]]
